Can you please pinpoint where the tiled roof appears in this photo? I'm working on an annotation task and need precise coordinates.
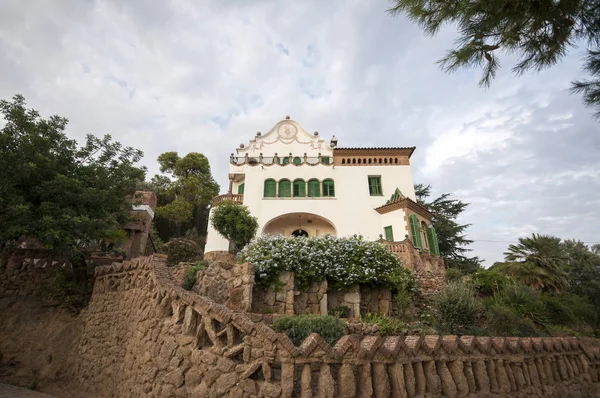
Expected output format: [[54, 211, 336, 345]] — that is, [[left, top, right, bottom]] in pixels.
[[334, 147, 415, 151]]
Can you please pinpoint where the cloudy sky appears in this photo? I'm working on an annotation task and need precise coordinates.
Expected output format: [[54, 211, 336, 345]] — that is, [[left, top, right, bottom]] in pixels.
[[1, 0, 599, 265]]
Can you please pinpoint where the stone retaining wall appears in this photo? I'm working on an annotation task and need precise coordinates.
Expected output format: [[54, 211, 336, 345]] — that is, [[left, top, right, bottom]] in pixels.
[[2, 254, 600, 397], [80, 255, 600, 397]]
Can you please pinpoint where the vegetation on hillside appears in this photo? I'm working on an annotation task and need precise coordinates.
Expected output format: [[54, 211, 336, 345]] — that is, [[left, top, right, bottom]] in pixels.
[[388, 0, 600, 118], [430, 235, 600, 337]]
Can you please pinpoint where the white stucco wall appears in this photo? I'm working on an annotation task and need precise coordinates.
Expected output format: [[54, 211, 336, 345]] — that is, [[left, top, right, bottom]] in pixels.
[[204, 119, 419, 253]]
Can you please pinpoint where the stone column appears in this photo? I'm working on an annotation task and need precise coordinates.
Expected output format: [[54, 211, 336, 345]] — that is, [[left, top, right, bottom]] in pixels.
[[228, 174, 234, 194]]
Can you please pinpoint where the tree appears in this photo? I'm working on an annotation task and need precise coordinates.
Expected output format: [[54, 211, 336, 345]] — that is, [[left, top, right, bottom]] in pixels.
[[561, 239, 600, 321], [210, 201, 258, 253], [498, 233, 568, 292], [388, 0, 600, 117], [152, 152, 219, 244], [0, 95, 146, 253], [415, 184, 481, 273]]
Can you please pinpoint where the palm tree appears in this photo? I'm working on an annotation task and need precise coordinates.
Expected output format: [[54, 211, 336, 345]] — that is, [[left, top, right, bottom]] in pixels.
[[501, 234, 568, 293]]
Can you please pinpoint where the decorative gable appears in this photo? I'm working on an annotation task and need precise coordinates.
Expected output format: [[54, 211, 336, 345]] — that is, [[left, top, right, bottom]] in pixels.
[[236, 118, 333, 158]]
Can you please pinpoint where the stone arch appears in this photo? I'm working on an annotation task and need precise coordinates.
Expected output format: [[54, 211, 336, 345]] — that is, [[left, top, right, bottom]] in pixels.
[[262, 212, 337, 238]]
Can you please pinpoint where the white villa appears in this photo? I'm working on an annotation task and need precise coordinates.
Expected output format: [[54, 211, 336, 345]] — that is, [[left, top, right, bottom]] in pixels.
[[204, 117, 440, 255]]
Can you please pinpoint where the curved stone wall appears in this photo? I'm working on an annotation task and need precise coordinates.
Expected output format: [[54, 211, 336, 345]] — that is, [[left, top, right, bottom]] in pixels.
[[2, 253, 600, 397]]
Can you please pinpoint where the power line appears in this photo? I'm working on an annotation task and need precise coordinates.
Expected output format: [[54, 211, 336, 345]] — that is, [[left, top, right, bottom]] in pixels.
[[470, 239, 600, 244]]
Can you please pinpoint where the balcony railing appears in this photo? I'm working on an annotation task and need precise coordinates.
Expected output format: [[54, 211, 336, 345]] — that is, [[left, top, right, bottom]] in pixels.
[[230, 154, 333, 166], [212, 193, 244, 207]]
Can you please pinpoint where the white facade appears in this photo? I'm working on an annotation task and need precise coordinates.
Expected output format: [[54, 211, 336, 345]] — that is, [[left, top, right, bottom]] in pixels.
[[205, 118, 433, 253]]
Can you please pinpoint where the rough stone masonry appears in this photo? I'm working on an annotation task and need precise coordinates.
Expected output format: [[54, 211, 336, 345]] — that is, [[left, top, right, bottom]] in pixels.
[[1, 252, 600, 397]]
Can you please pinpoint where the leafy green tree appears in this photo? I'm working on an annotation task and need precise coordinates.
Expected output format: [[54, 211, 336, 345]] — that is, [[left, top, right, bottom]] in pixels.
[[388, 0, 600, 117], [0, 95, 145, 252], [561, 239, 600, 323], [210, 201, 258, 253], [415, 184, 481, 273], [152, 152, 219, 242], [0, 95, 146, 308], [498, 233, 568, 292]]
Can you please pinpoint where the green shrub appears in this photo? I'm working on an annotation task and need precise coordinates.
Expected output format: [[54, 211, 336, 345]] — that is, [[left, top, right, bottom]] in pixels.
[[27, 378, 38, 391], [182, 261, 208, 291], [210, 201, 258, 253], [445, 267, 464, 283], [163, 238, 202, 266], [540, 292, 597, 327], [273, 315, 346, 346], [484, 303, 544, 337], [432, 281, 482, 335], [240, 235, 417, 291], [329, 306, 351, 318], [489, 283, 548, 326], [362, 313, 407, 336], [468, 268, 512, 296], [392, 286, 415, 316]]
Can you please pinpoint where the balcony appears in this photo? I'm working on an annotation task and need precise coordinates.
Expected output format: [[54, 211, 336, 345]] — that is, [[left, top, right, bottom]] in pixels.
[[212, 193, 244, 207], [230, 154, 332, 166]]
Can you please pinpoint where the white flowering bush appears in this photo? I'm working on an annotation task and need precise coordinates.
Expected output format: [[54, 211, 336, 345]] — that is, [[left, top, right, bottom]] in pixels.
[[239, 235, 417, 292]]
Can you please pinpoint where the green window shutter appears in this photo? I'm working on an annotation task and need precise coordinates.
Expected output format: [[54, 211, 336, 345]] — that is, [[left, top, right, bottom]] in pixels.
[[308, 179, 320, 197], [408, 214, 421, 248], [368, 176, 382, 196], [293, 157, 302, 165], [293, 179, 306, 197], [322, 179, 335, 197], [278, 180, 291, 197], [237, 183, 245, 195], [264, 180, 276, 197], [384, 226, 394, 242], [282, 157, 290, 165], [320, 156, 330, 165], [427, 226, 440, 256]]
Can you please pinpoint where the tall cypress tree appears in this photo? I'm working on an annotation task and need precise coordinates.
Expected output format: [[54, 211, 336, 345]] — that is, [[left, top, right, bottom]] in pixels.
[[415, 184, 482, 273]]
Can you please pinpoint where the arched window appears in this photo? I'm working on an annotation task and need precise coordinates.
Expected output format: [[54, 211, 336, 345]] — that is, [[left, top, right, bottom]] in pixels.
[[368, 158, 372, 164], [237, 183, 245, 195], [278, 179, 291, 197], [293, 156, 302, 165], [322, 179, 335, 197], [408, 214, 422, 249], [263, 179, 276, 197], [358, 158, 362, 164], [308, 179, 320, 197], [293, 179, 306, 197], [379, 158, 382, 164], [341, 159, 346, 165], [384, 158, 388, 164], [352, 158, 356, 164], [394, 158, 398, 164]]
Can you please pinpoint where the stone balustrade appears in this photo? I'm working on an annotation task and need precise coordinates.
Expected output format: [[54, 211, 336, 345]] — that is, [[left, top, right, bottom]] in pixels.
[[211, 193, 244, 207]]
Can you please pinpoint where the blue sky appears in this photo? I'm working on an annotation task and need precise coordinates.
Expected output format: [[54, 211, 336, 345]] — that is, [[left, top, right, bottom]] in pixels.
[[1, 0, 599, 264]]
